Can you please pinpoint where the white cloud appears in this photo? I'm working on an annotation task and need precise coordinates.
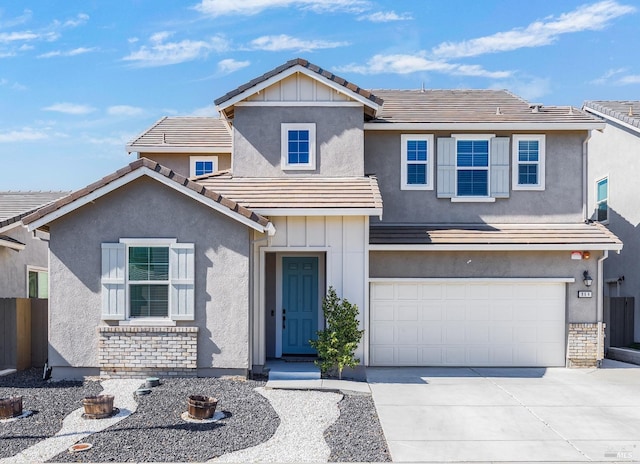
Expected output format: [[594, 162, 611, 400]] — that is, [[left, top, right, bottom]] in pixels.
[[250, 34, 348, 52], [338, 53, 511, 79], [490, 77, 552, 101], [123, 32, 229, 67], [37, 47, 98, 58], [107, 105, 145, 116], [42, 103, 96, 115], [0, 9, 33, 29], [217, 58, 250, 75], [194, 0, 368, 17], [128, 37, 139, 44], [617, 74, 640, 84], [0, 128, 48, 143], [190, 104, 219, 116], [590, 67, 628, 84], [358, 11, 412, 22], [63, 13, 89, 28], [0, 78, 26, 90], [433, 0, 636, 59], [0, 31, 39, 43]]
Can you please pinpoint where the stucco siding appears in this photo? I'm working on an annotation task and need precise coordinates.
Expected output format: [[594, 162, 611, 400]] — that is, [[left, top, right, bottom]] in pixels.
[[365, 131, 586, 224], [588, 122, 640, 340], [0, 226, 49, 298], [233, 106, 364, 177], [142, 153, 232, 178], [48, 176, 251, 372], [370, 250, 602, 323]]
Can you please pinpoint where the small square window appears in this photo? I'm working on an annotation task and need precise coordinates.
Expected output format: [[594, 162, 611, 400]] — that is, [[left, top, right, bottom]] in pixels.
[[513, 135, 545, 190], [281, 123, 316, 170], [190, 156, 218, 177]]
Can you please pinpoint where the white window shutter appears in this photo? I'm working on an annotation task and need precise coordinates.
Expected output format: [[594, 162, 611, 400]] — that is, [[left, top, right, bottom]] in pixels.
[[437, 138, 455, 198], [170, 243, 195, 321], [101, 243, 125, 320], [490, 137, 510, 198]]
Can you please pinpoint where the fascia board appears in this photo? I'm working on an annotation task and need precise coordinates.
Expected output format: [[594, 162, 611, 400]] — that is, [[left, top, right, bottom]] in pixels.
[[583, 107, 640, 135], [369, 243, 623, 251], [0, 237, 26, 251], [26, 168, 270, 235], [125, 146, 231, 154], [364, 122, 606, 131], [253, 207, 383, 217]]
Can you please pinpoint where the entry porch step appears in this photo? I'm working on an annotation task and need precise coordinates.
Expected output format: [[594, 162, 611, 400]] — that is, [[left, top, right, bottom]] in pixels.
[[265, 359, 321, 381]]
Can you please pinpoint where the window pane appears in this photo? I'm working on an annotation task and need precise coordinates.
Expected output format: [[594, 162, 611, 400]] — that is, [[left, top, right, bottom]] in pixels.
[[287, 129, 310, 165], [457, 140, 488, 167], [129, 247, 169, 281], [597, 179, 608, 201], [457, 170, 488, 196], [407, 164, 427, 184], [130, 284, 168, 317], [195, 160, 214, 176], [407, 140, 427, 161], [518, 164, 538, 185], [28, 271, 38, 298], [518, 140, 539, 162], [37, 272, 48, 298], [597, 201, 608, 222]]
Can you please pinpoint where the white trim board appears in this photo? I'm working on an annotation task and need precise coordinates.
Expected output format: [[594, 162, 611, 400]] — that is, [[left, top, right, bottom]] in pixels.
[[369, 277, 576, 283], [364, 122, 605, 131], [25, 167, 273, 235], [126, 146, 231, 154], [369, 243, 623, 251], [583, 106, 640, 135]]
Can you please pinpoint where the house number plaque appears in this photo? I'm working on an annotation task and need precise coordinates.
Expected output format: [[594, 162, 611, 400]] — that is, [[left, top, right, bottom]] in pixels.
[[577, 291, 593, 298]]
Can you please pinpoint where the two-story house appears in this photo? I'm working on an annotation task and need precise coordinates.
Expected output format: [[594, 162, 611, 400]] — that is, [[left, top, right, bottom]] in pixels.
[[583, 100, 640, 354], [23, 59, 622, 380]]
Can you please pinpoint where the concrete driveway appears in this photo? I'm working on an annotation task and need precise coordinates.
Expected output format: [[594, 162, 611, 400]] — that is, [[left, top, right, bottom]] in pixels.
[[367, 359, 640, 462]]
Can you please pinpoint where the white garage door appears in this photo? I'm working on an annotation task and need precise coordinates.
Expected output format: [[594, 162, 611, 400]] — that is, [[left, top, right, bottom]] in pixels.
[[370, 280, 566, 367]]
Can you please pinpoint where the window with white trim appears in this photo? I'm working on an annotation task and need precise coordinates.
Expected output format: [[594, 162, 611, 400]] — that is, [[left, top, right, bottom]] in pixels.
[[437, 134, 509, 201], [27, 266, 48, 298], [512, 135, 545, 190], [401, 134, 434, 190], [101, 239, 194, 322], [190, 156, 218, 177], [596, 177, 608, 223], [281, 123, 316, 170]]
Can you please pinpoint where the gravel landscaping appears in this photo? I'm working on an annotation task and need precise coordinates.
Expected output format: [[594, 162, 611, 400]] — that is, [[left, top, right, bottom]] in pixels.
[[325, 391, 391, 462], [2, 370, 390, 463], [0, 369, 102, 459]]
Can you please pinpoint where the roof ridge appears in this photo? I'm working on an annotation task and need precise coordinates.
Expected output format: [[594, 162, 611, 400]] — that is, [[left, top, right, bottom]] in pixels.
[[126, 116, 168, 147]]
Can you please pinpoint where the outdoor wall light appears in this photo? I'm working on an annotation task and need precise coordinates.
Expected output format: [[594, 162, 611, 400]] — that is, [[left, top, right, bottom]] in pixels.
[[583, 271, 593, 287]]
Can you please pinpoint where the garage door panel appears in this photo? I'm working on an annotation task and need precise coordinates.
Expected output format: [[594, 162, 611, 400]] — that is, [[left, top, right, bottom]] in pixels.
[[370, 281, 566, 367]]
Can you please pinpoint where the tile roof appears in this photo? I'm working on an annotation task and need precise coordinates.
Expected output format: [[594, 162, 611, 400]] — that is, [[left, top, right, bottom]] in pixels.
[[214, 57, 384, 108], [369, 89, 600, 125], [196, 174, 383, 212], [22, 158, 270, 229], [0, 235, 26, 250], [369, 222, 622, 250], [126, 117, 232, 153], [0, 191, 70, 230], [582, 100, 640, 131]]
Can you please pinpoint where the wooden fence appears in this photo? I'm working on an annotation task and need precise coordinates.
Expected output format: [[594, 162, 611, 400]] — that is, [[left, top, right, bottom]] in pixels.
[[0, 298, 48, 370]]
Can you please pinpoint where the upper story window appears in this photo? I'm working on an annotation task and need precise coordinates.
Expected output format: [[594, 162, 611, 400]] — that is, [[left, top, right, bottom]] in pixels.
[[512, 135, 545, 190], [596, 177, 608, 222], [456, 137, 490, 197], [437, 134, 509, 202], [101, 239, 194, 323], [401, 134, 434, 190], [190, 156, 218, 177], [281, 123, 316, 170]]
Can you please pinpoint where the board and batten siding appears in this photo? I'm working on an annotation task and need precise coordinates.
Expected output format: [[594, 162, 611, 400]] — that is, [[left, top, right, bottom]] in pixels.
[[246, 73, 350, 103], [252, 215, 369, 366]]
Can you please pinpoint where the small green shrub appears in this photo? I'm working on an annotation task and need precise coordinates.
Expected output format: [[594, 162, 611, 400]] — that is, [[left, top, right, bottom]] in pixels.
[[310, 287, 364, 379]]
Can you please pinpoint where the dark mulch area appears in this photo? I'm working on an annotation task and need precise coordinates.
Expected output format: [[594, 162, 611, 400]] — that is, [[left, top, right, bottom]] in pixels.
[[0, 368, 102, 459], [325, 391, 392, 462], [48, 377, 278, 463]]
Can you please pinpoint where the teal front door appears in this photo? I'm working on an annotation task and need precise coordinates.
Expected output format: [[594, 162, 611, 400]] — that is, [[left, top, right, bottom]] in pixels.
[[282, 257, 319, 355]]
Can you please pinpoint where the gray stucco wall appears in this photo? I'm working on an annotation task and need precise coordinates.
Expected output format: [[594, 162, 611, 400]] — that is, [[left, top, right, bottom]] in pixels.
[[232, 106, 364, 177], [142, 153, 232, 178], [0, 226, 50, 298], [370, 250, 602, 323], [365, 131, 586, 224], [48, 176, 251, 372], [587, 121, 640, 340]]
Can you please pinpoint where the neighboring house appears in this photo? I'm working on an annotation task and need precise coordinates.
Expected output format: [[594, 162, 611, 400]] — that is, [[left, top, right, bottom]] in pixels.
[[0, 191, 69, 298], [583, 100, 640, 346], [23, 59, 622, 380]]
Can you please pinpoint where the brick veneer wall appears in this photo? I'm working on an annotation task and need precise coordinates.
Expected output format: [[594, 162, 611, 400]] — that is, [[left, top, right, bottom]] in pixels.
[[567, 323, 605, 368], [98, 326, 198, 378]]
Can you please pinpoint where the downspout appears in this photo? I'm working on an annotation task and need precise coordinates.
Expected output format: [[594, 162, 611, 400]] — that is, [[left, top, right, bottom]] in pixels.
[[597, 250, 608, 367], [582, 131, 592, 222]]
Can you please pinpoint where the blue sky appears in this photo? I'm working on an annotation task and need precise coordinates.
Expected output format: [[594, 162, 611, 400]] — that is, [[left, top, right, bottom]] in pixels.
[[1, 0, 638, 191]]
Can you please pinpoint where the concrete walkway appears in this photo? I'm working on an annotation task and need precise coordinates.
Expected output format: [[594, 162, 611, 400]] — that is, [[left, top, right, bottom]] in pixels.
[[368, 359, 640, 462], [0, 379, 141, 464]]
